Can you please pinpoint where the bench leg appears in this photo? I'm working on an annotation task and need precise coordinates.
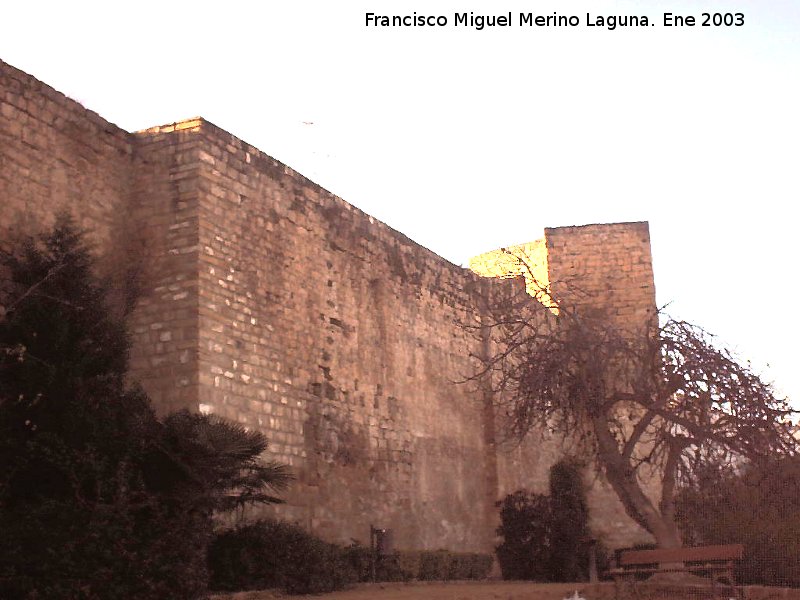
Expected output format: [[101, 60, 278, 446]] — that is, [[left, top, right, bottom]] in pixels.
[[613, 575, 636, 600], [713, 568, 743, 600]]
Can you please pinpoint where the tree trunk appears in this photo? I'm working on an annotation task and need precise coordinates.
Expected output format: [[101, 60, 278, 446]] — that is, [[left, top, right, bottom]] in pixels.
[[592, 415, 682, 549]]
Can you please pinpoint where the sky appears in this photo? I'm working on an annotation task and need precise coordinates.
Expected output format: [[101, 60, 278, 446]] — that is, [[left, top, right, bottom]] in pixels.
[[2, 1, 798, 406]]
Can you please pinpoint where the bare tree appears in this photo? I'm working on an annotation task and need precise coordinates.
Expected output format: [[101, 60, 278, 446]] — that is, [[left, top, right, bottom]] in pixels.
[[468, 257, 798, 549]]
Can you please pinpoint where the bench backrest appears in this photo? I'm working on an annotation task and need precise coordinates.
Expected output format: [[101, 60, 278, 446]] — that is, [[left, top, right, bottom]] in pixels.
[[620, 544, 744, 566]]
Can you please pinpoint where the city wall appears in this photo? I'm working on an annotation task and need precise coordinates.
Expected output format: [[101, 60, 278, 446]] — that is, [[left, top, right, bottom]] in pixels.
[[0, 59, 655, 552]]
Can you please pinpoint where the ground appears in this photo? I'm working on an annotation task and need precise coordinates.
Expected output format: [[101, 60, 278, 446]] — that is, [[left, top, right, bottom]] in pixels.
[[210, 582, 605, 600], [209, 580, 760, 600]]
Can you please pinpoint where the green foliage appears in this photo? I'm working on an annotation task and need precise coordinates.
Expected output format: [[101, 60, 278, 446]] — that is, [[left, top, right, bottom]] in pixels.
[[417, 549, 451, 580], [496, 459, 593, 582], [343, 545, 414, 582], [211, 527, 493, 594], [343, 546, 488, 582], [448, 552, 494, 580], [157, 410, 292, 513], [0, 217, 289, 599], [495, 489, 552, 580], [548, 458, 590, 581], [676, 458, 800, 587], [209, 520, 357, 594]]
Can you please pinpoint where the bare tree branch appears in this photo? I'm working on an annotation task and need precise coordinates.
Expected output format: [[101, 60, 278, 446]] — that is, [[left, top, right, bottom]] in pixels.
[[464, 268, 798, 549]]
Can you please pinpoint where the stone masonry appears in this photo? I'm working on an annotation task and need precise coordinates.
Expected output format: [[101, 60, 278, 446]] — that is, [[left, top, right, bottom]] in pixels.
[[0, 59, 655, 553]]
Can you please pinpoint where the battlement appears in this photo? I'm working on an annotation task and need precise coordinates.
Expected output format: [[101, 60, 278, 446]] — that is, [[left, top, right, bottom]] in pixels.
[[470, 222, 657, 329]]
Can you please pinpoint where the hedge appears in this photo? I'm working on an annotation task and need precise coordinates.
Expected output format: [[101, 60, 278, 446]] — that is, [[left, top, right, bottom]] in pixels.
[[210, 521, 493, 595], [344, 545, 492, 583]]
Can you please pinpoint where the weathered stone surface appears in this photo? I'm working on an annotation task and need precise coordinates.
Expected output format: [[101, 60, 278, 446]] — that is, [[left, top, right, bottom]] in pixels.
[[0, 59, 656, 552]]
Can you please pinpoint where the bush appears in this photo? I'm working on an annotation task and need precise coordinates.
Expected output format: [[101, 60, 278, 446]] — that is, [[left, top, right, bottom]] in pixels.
[[343, 543, 374, 582], [495, 489, 552, 580], [0, 218, 289, 599], [418, 549, 451, 580], [495, 458, 594, 582], [676, 458, 800, 587], [210, 521, 493, 593], [548, 458, 590, 582], [393, 551, 421, 581], [209, 520, 357, 594], [326, 544, 492, 585], [448, 552, 494, 580]]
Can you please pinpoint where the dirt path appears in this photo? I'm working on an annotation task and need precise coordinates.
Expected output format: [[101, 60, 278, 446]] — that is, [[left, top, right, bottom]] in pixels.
[[211, 581, 611, 600], [212, 580, 800, 600]]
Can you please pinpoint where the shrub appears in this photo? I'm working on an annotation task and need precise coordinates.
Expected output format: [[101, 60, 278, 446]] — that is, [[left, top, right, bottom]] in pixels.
[[495, 489, 552, 580], [339, 546, 491, 583], [394, 551, 422, 581], [209, 520, 357, 594], [548, 458, 590, 582], [495, 458, 594, 582], [418, 549, 451, 580], [343, 543, 374, 582], [448, 552, 493, 580], [0, 218, 289, 599], [676, 458, 800, 587]]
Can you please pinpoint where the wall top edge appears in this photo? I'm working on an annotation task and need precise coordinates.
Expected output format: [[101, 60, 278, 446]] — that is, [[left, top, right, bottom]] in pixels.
[[131, 115, 481, 279], [545, 221, 651, 235], [0, 59, 130, 139], [1, 59, 651, 282]]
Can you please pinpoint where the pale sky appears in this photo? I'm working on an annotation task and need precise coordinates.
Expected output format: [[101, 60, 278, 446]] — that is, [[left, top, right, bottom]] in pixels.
[[2, 1, 798, 406]]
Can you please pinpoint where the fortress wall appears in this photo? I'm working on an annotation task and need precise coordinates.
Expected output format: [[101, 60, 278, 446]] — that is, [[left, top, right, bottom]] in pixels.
[[0, 61, 205, 415], [189, 120, 502, 550], [545, 222, 658, 549], [470, 223, 658, 550], [469, 239, 551, 304], [545, 222, 657, 331], [1, 59, 657, 553], [0, 60, 133, 252], [124, 122, 205, 414]]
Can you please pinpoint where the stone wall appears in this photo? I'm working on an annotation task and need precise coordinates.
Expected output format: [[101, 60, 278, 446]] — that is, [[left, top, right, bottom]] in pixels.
[[186, 119, 504, 550], [0, 59, 656, 553], [469, 239, 553, 307], [469, 223, 658, 550], [545, 221, 657, 332], [0, 59, 133, 265], [125, 121, 206, 414]]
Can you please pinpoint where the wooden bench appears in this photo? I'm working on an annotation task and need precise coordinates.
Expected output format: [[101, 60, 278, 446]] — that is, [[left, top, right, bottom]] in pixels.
[[608, 544, 744, 599]]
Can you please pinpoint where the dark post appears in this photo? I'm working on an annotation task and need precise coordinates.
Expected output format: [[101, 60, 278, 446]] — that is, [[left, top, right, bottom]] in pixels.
[[588, 538, 598, 583], [376, 528, 394, 557], [369, 525, 377, 583], [370, 526, 393, 582]]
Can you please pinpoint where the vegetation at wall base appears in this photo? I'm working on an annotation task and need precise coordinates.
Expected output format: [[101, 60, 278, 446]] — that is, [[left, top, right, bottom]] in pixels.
[[348, 546, 492, 583], [209, 520, 356, 594], [548, 458, 591, 582], [0, 217, 290, 599], [496, 489, 552, 580], [210, 520, 493, 594], [495, 458, 598, 582], [676, 458, 800, 588]]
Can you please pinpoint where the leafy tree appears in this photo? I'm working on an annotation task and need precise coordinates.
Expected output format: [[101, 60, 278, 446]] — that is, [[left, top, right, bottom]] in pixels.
[[495, 460, 592, 582], [0, 216, 290, 599], [495, 489, 552, 580], [470, 256, 798, 549], [548, 458, 590, 581]]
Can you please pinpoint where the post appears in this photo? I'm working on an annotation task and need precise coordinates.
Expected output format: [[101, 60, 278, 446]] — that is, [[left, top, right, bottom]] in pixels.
[[369, 525, 377, 583], [376, 528, 393, 557], [588, 538, 598, 583]]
